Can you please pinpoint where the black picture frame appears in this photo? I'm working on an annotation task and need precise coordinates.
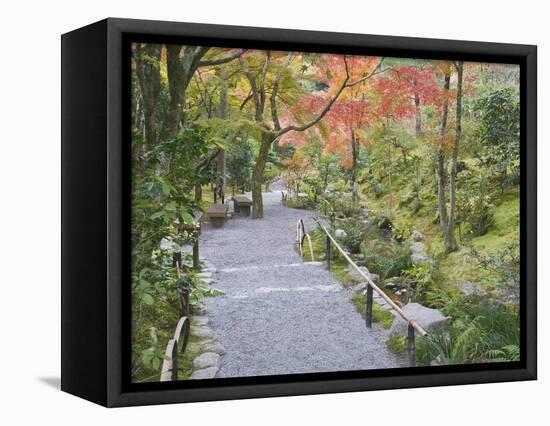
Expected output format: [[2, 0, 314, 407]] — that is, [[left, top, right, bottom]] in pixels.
[[61, 17, 537, 407]]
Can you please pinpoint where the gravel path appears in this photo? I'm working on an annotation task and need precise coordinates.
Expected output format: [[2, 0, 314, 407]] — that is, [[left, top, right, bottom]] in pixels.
[[200, 187, 400, 378]]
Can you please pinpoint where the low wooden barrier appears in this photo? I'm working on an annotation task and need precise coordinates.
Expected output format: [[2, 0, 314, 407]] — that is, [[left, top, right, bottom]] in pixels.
[[313, 218, 428, 367]]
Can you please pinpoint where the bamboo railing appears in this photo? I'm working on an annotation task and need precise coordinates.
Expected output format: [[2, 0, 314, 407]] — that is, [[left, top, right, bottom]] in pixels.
[[313, 218, 428, 366]]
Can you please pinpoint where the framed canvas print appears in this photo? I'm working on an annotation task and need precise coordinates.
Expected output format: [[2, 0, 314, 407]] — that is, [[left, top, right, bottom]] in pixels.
[[61, 18, 537, 407]]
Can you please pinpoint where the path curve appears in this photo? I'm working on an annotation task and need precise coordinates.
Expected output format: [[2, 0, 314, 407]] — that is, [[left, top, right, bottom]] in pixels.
[[200, 187, 400, 378]]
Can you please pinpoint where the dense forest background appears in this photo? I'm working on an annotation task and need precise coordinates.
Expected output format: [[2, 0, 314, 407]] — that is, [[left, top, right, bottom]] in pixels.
[[130, 45, 520, 382]]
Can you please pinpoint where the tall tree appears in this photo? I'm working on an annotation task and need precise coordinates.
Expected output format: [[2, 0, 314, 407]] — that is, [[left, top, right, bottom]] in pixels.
[[434, 61, 463, 253], [134, 43, 162, 150], [240, 52, 385, 218], [446, 60, 464, 253], [133, 44, 245, 149]]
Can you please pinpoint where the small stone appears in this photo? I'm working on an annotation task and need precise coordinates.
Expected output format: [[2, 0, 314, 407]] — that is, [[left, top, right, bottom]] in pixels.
[[202, 341, 226, 355], [335, 229, 347, 238], [189, 367, 218, 380], [193, 352, 221, 370], [411, 230, 424, 241], [201, 278, 216, 285], [194, 326, 216, 339], [193, 316, 209, 326], [197, 272, 213, 279]]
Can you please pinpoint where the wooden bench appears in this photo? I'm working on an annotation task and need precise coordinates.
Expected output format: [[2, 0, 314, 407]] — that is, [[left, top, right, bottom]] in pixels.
[[207, 203, 229, 227], [233, 195, 253, 216]]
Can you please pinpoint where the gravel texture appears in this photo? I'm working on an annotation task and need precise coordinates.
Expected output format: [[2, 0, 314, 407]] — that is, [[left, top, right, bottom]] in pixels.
[[200, 187, 400, 378]]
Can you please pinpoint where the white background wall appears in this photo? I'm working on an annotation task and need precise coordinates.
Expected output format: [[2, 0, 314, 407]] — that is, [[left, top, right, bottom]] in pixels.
[[0, 0, 545, 424]]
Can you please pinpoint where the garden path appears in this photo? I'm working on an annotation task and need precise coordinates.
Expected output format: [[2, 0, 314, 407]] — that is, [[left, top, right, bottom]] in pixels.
[[199, 186, 400, 378]]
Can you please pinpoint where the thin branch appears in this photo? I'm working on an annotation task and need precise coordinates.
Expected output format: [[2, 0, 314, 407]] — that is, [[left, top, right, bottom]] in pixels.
[[198, 49, 246, 67], [195, 148, 222, 173], [240, 91, 253, 111]]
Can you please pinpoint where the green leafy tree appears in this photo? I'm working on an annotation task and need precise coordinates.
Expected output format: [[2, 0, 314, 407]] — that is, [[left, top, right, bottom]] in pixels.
[[227, 136, 254, 194], [475, 88, 520, 192]]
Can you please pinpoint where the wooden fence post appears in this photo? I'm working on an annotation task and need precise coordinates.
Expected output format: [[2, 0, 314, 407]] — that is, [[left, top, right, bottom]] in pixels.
[[407, 322, 416, 367], [171, 339, 178, 381], [365, 284, 373, 328], [172, 251, 181, 268], [193, 229, 200, 270], [326, 235, 331, 270]]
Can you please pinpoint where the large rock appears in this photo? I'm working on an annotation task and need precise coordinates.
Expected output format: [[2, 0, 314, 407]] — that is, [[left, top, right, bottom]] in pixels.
[[193, 316, 209, 326], [189, 367, 218, 380], [193, 352, 221, 370], [194, 326, 216, 339], [389, 303, 447, 337], [201, 340, 226, 355], [456, 281, 486, 297], [411, 252, 434, 266], [410, 241, 427, 253], [410, 241, 434, 266]]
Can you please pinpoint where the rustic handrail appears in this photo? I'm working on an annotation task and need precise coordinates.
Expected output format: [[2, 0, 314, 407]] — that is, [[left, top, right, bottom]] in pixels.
[[160, 261, 192, 382], [160, 315, 190, 381], [296, 219, 314, 261], [313, 218, 427, 367], [314, 218, 427, 336]]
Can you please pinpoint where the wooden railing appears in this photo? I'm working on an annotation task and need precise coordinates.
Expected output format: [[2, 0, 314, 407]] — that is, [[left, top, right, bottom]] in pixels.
[[313, 218, 428, 367], [296, 219, 315, 261], [160, 286, 191, 381]]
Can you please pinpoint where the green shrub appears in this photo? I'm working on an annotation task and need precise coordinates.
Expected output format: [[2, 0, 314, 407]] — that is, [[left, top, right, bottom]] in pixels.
[[417, 298, 519, 365], [284, 197, 316, 210], [372, 210, 394, 230], [362, 239, 412, 279], [457, 171, 495, 237], [334, 218, 368, 254], [387, 336, 407, 354], [368, 178, 384, 198]]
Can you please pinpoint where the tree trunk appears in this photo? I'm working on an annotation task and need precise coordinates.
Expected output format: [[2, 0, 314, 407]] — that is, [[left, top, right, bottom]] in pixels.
[[216, 73, 228, 203], [437, 71, 451, 235], [159, 46, 211, 142], [445, 62, 463, 253], [437, 148, 448, 231], [160, 46, 188, 142], [134, 44, 161, 151], [251, 132, 275, 218], [414, 91, 422, 137], [351, 129, 358, 206], [194, 183, 203, 202]]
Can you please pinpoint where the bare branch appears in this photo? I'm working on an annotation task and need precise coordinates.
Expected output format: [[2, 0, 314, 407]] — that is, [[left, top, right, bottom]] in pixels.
[[346, 58, 387, 87], [240, 91, 253, 111], [270, 53, 293, 131], [196, 148, 222, 173], [276, 55, 351, 137], [198, 48, 246, 67], [239, 56, 263, 122], [259, 51, 271, 113]]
